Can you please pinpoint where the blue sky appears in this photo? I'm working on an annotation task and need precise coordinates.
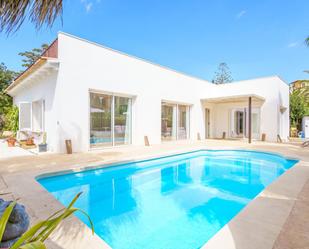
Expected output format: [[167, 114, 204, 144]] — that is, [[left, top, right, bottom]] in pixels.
[[0, 0, 309, 83]]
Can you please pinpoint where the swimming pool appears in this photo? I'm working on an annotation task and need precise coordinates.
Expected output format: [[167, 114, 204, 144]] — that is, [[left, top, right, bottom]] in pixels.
[[38, 150, 298, 249]]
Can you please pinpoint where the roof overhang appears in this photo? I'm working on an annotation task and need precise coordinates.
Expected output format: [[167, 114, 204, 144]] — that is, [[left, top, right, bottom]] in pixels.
[[5, 57, 59, 96], [202, 94, 265, 104]]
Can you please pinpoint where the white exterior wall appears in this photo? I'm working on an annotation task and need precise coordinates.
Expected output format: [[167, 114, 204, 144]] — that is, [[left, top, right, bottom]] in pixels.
[[10, 32, 290, 153], [211, 102, 262, 139], [55, 33, 217, 152], [277, 79, 290, 140], [12, 72, 59, 151], [208, 77, 290, 141]]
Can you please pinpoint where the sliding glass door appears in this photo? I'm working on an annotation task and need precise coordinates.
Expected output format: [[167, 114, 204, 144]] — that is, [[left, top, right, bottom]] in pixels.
[[178, 105, 189, 139], [251, 111, 260, 139], [161, 102, 190, 141], [114, 96, 131, 145], [234, 110, 245, 137], [90, 92, 131, 147], [230, 108, 260, 139], [161, 103, 177, 141], [90, 93, 112, 146]]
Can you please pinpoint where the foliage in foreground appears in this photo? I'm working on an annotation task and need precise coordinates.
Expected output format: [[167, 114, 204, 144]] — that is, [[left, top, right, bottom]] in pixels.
[[0, 192, 93, 249], [0, 0, 63, 34]]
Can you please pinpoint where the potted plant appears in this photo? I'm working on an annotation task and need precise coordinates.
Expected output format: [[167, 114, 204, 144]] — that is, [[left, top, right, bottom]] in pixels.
[[38, 132, 47, 152], [6, 135, 16, 147], [25, 136, 34, 146]]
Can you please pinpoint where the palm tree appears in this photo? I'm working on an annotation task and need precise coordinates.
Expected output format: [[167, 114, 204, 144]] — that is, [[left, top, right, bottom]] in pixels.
[[0, 0, 63, 34]]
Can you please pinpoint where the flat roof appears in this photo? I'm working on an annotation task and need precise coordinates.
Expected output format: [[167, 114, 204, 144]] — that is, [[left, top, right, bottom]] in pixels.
[[202, 94, 265, 103]]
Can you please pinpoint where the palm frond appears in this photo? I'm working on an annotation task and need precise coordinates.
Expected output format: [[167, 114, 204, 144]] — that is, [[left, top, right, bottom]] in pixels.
[[19, 241, 47, 249], [0, 201, 16, 242], [10, 192, 94, 249], [0, 0, 63, 34], [306, 36, 309, 47]]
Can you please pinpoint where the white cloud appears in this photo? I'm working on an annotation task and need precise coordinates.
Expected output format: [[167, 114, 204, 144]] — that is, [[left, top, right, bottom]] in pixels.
[[288, 42, 299, 48], [236, 10, 247, 19], [80, 0, 94, 13], [85, 2, 93, 12]]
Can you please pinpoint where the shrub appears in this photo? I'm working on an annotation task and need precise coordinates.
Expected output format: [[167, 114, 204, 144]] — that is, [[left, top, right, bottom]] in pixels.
[[4, 105, 18, 133]]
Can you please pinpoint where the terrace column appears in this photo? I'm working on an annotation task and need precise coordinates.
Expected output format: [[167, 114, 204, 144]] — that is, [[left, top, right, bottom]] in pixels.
[[248, 96, 252, 144]]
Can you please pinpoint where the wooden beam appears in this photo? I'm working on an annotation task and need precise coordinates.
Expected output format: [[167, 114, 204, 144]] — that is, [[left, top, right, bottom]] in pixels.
[[248, 96, 252, 143]]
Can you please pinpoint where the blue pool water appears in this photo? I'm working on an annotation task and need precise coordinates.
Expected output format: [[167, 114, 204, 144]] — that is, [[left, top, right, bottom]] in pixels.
[[38, 150, 297, 249]]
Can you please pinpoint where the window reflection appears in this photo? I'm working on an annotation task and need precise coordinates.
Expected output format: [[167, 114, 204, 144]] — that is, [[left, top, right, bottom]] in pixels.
[[161, 102, 190, 141], [90, 92, 132, 147], [90, 93, 112, 146]]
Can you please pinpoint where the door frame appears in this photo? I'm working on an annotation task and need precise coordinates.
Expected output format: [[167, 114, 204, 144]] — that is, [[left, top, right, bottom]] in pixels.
[[230, 107, 260, 139], [205, 108, 210, 139]]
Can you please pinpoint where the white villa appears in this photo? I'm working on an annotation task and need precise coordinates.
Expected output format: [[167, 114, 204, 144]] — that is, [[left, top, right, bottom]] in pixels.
[[6, 32, 290, 153]]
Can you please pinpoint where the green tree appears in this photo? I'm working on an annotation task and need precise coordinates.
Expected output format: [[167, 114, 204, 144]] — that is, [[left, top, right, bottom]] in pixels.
[[290, 89, 309, 131], [212, 62, 233, 84], [0, 0, 63, 34], [19, 43, 49, 68], [0, 63, 17, 130], [4, 105, 19, 132]]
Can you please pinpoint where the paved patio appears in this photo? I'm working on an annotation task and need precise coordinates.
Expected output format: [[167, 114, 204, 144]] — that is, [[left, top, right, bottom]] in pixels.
[[0, 139, 35, 159], [0, 139, 309, 249]]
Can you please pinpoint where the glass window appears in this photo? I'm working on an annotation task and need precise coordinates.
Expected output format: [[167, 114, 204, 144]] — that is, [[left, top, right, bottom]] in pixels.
[[90, 93, 112, 147], [178, 105, 189, 139], [161, 103, 177, 141], [234, 111, 244, 135], [161, 102, 190, 141], [32, 100, 44, 132], [252, 112, 259, 134], [90, 92, 132, 147], [19, 102, 32, 131], [114, 96, 131, 145]]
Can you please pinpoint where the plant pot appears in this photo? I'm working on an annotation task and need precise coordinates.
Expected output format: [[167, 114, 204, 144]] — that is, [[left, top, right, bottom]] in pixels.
[[26, 137, 34, 146], [38, 143, 47, 152], [7, 138, 16, 147]]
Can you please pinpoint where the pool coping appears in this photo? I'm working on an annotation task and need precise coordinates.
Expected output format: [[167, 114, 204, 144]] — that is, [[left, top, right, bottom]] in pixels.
[[1, 142, 309, 249], [36, 148, 299, 180]]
